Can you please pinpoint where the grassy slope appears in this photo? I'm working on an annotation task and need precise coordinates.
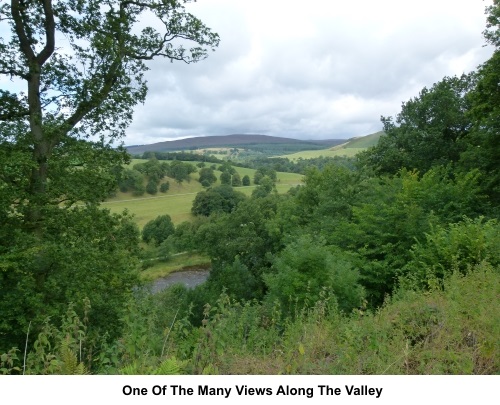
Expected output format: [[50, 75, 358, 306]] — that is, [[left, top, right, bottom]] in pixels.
[[341, 131, 383, 148], [279, 147, 365, 160], [105, 161, 303, 228], [139, 252, 210, 281], [277, 131, 383, 160]]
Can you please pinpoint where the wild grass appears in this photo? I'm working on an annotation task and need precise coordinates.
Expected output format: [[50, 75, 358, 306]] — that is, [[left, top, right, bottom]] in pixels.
[[178, 262, 500, 374]]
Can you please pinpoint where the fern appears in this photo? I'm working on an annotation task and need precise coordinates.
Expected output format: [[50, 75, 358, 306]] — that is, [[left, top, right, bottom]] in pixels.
[[153, 357, 185, 375], [120, 361, 141, 375], [59, 336, 88, 375]]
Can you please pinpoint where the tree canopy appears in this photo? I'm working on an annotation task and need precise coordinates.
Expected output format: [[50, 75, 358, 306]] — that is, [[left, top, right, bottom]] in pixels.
[[0, 0, 219, 352]]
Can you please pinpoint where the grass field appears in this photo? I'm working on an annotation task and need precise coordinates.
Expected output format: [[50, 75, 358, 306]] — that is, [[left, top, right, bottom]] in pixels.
[[342, 131, 383, 148], [277, 131, 383, 160], [278, 147, 365, 160], [105, 161, 303, 228]]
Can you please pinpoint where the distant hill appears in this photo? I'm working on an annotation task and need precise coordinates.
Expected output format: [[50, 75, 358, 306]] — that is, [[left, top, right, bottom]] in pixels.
[[276, 131, 384, 160], [336, 131, 384, 149], [126, 134, 345, 155]]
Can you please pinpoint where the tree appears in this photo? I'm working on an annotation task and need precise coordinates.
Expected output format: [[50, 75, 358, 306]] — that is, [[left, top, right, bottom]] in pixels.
[[220, 171, 231, 185], [142, 215, 175, 246], [254, 167, 277, 184], [483, 0, 500, 48], [146, 179, 158, 195], [218, 162, 236, 174], [251, 175, 275, 198], [160, 182, 170, 193], [242, 174, 251, 186], [253, 171, 264, 185], [0, 0, 218, 212], [118, 168, 144, 193], [198, 167, 217, 186], [191, 185, 246, 217], [460, 51, 500, 206], [359, 75, 474, 175], [168, 161, 196, 184], [231, 172, 242, 187], [0, 1, 218, 351]]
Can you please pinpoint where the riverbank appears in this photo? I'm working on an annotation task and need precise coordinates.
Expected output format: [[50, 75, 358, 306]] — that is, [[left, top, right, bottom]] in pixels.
[[139, 252, 210, 282], [150, 267, 210, 293]]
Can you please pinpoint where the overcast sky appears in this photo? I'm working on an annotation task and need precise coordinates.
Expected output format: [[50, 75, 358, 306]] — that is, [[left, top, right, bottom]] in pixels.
[[129, 0, 500, 145], [125, 0, 495, 145], [3, 1, 493, 145]]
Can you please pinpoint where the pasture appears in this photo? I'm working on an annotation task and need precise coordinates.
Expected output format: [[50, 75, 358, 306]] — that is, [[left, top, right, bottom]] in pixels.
[[278, 147, 364, 160], [104, 161, 303, 228], [276, 131, 383, 160]]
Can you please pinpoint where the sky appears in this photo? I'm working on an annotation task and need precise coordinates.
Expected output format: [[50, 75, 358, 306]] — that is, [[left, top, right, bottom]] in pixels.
[[124, 0, 496, 146], [0, 1, 495, 146]]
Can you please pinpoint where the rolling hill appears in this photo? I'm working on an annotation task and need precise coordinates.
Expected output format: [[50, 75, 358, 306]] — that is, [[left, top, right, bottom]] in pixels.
[[126, 134, 345, 155], [277, 131, 384, 160]]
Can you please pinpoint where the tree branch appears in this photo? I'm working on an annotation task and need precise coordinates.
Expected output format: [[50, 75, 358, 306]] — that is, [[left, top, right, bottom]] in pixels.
[[36, 0, 55, 65], [10, 0, 36, 62], [62, 59, 122, 131]]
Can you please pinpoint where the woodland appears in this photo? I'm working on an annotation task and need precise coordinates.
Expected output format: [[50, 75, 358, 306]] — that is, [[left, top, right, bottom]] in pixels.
[[0, 1, 499, 374]]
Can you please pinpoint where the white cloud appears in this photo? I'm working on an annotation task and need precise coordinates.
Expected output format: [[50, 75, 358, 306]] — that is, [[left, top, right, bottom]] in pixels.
[[125, 0, 495, 145]]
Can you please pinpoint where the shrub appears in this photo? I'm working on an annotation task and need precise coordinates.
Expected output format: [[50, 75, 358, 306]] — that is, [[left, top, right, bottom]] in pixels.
[[402, 217, 500, 290], [142, 215, 175, 246], [263, 235, 365, 317], [160, 182, 170, 193]]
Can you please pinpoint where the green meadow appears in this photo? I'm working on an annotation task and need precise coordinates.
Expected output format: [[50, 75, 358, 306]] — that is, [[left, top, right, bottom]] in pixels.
[[278, 147, 364, 160], [277, 131, 383, 160], [105, 161, 303, 228]]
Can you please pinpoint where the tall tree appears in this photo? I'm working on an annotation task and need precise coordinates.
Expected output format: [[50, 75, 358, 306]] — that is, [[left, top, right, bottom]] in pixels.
[[359, 75, 474, 175], [460, 2, 500, 206], [0, 0, 218, 351]]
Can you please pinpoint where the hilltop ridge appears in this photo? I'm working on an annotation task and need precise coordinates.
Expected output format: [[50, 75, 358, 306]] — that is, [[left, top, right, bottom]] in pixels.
[[126, 134, 345, 155]]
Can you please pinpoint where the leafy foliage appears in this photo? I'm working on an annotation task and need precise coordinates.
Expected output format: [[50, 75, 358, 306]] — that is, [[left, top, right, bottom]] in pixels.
[[191, 185, 246, 217], [142, 215, 176, 246], [360, 75, 474, 174], [263, 236, 364, 316], [402, 217, 500, 290], [0, 0, 218, 354]]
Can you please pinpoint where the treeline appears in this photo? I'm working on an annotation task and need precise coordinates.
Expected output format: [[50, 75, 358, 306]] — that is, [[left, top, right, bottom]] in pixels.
[[117, 159, 197, 196], [139, 151, 225, 164], [137, 149, 357, 176], [115, 158, 274, 198], [234, 155, 357, 174]]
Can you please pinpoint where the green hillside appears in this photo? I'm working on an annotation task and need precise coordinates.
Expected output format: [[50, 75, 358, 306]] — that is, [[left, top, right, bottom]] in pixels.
[[341, 131, 384, 148], [277, 131, 383, 160], [104, 161, 303, 228]]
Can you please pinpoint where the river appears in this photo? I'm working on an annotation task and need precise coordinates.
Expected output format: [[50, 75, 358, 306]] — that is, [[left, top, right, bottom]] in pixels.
[[150, 268, 210, 293]]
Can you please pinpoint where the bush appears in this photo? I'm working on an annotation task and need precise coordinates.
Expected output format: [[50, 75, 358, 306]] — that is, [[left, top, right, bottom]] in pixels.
[[142, 215, 175, 246], [160, 182, 170, 193], [402, 217, 500, 290], [263, 235, 365, 317], [146, 180, 158, 195]]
